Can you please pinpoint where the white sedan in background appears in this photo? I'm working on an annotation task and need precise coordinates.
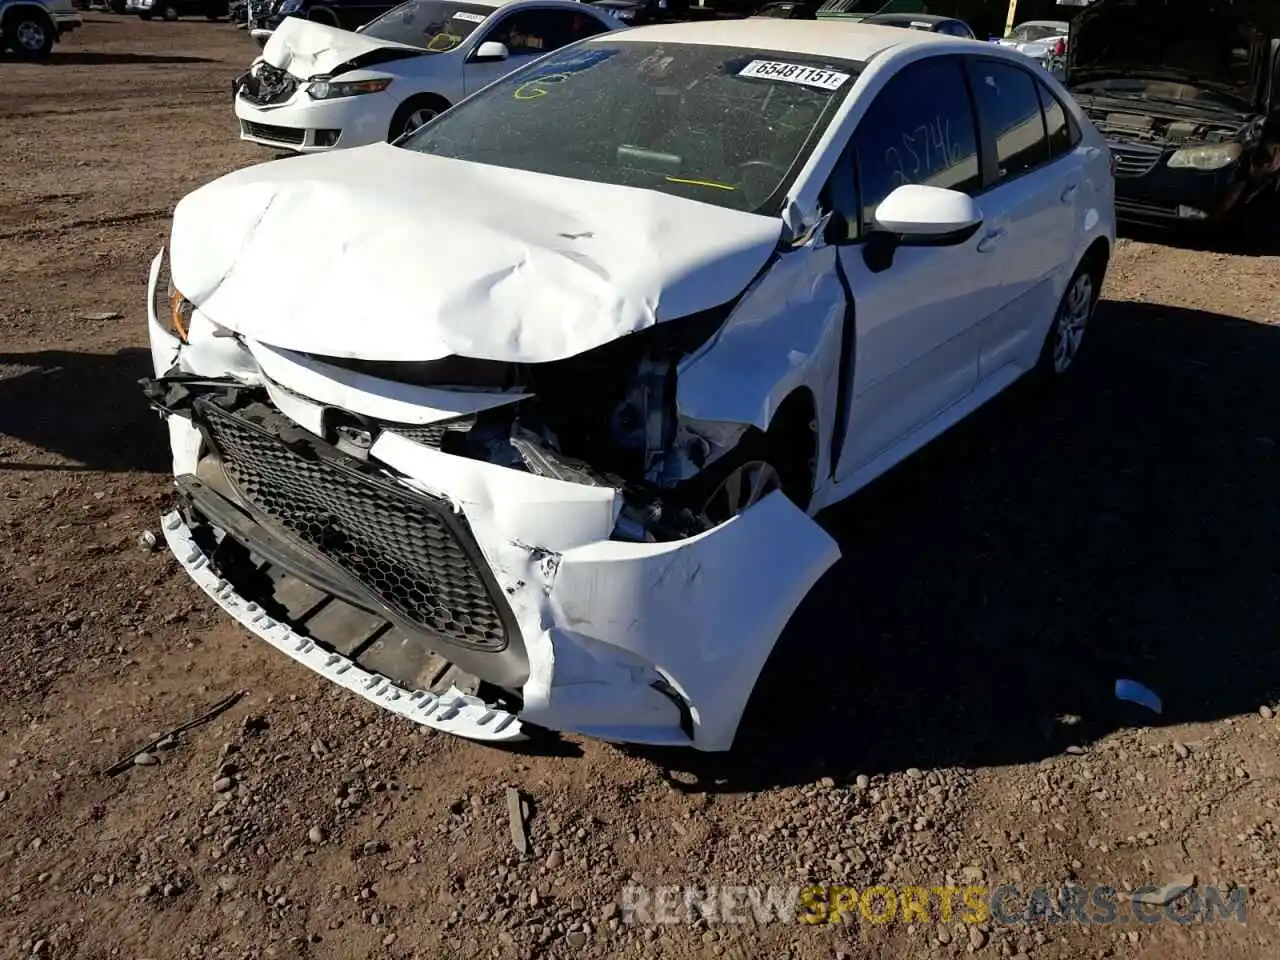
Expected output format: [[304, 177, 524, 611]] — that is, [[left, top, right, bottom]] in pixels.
[[233, 0, 620, 152], [993, 20, 1070, 77], [150, 21, 1113, 750]]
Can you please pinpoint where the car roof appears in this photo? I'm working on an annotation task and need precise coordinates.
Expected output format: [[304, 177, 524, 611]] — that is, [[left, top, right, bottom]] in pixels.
[[602, 18, 953, 60], [862, 13, 954, 26]]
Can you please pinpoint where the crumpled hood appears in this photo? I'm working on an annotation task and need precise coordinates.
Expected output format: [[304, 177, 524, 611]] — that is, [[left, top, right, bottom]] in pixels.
[[260, 16, 424, 79], [168, 144, 783, 364]]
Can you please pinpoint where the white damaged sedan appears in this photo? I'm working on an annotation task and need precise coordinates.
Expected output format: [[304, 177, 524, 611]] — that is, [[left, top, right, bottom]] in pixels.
[[233, 0, 620, 153], [146, 20, 1114, 750]]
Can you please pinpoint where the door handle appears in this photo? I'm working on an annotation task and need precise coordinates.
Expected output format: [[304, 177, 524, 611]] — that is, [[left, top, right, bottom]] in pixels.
[[1060, 183, 1080, 203], [976, 228, 1006, 253]]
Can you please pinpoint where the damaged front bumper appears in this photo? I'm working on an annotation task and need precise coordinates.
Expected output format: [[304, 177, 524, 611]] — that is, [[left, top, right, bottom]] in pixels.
[[144, 250, 840, 751]]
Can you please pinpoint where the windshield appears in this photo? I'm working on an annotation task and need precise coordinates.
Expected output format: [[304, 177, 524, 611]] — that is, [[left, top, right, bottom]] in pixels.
[[400, 40, 859, 213], [361, 0, 494, 52], [1010, 22, 1066, 42]]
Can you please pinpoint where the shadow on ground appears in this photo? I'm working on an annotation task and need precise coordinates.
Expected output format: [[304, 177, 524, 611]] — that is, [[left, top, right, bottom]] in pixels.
[[0, 348, 168, 473], [637, 300, 1280, 792], [1117, 194, 1280, 256]]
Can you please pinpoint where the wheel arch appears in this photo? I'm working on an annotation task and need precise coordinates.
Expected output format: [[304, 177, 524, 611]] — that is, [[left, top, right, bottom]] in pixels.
[[2, 2, 56, 31], [388, 92, 450, 141], [1080, 235, 1111, 283], [306, 3, 337, 24], [765, 386, 817, 509]]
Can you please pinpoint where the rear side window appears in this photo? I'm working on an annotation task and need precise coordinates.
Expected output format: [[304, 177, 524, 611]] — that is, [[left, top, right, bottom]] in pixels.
[[1036, 80, 1080, 159], [964, 58, 1049, 182], [851, 56, 982, 233]]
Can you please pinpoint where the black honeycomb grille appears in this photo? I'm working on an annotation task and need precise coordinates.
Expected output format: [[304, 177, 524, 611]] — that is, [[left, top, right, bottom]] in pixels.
[[194, 399, 511, 652], [378, 415, 476, 448]]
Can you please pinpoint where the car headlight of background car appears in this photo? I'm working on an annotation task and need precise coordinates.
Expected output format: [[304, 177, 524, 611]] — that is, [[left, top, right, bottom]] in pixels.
[[1167, 142, 1243, 171], [306, 78, 393, 100]]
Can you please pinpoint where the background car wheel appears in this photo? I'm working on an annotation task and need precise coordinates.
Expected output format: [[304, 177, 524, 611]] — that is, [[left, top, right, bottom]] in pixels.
[[306, 6, 337, 25], [388, 96, 448, 141], [1035, 257, 1103, 378], [4, 10, 56, 58], [109, 0, 128, 11], [161, 4, 180, 19]]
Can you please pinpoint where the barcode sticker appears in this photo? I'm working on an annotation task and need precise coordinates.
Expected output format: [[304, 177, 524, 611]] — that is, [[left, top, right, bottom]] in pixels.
[[451, 10, 486, 22], [737, 60, 850, 91]]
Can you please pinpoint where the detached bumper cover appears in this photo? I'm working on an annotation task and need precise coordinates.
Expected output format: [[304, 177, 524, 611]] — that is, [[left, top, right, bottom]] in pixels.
[[162, 510, 525, 741]]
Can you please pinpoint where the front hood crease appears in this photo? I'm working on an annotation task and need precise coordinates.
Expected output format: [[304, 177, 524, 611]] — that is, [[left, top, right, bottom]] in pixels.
[[261, 16, 424, 78], [168, 144, 783, 364]]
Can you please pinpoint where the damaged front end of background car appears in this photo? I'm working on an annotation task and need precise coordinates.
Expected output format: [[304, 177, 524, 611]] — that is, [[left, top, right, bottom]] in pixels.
[[142, 222, 843, 752]]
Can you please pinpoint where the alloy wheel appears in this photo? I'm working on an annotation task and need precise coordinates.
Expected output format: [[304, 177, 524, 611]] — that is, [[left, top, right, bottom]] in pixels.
[[700, 460, 781, 526], [402, 107, 437, 135], [1052, 271, 1094, 374]]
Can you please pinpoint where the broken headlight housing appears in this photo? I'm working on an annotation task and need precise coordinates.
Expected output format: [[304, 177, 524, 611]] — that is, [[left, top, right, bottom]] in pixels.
[[307, 78, 393, 100], [154, 250, 194, 343], [1167, 142, 1242, 171]]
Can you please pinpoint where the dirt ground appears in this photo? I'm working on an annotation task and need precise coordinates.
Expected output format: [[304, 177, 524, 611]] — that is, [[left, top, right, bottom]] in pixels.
[[2, 15, 1279, 960]]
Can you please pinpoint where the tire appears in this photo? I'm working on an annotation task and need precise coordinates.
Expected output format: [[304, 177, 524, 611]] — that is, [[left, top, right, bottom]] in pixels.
[[671, 417, 813, 532], [5, 11, 56, 58], [306, 6, 337, 25], [1034, 256, 1103, 379], [110, 0, 128, 12], [161, 4, 180, 19], [388, 96, 447, 141]]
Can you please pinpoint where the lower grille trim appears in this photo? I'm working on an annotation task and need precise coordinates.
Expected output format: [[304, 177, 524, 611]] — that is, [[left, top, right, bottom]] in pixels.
[[240, 120, 306, 146]]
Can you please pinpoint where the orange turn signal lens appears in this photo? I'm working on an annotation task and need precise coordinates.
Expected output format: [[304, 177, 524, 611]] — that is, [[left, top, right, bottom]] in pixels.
[[169, 290, 193, 343]]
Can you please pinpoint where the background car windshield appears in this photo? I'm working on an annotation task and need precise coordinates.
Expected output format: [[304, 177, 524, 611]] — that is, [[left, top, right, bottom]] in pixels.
[[361, 0, 493, 52], [399, 41, 859, 212], [1011, 23, 1065, 42]]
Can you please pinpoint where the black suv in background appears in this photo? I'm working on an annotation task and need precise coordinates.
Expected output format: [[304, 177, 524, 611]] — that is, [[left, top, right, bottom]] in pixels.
[[1066, 0, 1280, 228]]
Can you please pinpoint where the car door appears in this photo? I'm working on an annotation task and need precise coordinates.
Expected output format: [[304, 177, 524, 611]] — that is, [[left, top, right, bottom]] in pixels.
[[827, 55, 1002, 482], [961, 56, 1081, 381], [462, 7, 610, 96]]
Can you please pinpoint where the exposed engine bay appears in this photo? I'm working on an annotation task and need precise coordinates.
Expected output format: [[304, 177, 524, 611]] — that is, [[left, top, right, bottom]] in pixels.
[[147, 305, 770, 548], [1083, 106, 1250, 146]]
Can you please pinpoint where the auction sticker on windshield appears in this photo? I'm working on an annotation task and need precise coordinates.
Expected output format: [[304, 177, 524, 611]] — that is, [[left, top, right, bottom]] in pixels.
[[452, 10, 486, 22], [737, 60, 849, 90]]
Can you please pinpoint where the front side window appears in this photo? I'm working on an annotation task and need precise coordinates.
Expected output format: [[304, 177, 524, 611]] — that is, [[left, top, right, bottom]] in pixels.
[[402, 41, 860, 213], [965, 58, 1049, 182], [483, 10, 605, 55], [851, 55, 981, 232], [361, 0, 495, 52]]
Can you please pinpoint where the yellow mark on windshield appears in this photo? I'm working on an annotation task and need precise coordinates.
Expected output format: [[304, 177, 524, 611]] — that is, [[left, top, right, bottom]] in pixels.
[[513, 73, 570, 100], [664, 176, 736, 191]]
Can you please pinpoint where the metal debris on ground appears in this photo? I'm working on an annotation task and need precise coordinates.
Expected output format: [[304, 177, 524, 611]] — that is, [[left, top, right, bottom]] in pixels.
[[99, 690, 248, 776], [1132, 874, 1197, 907], [507, 787, 529, 854]]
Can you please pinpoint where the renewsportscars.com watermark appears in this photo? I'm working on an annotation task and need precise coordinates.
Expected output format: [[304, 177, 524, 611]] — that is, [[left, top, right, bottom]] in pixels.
[[620, 883, 1247, 927]]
